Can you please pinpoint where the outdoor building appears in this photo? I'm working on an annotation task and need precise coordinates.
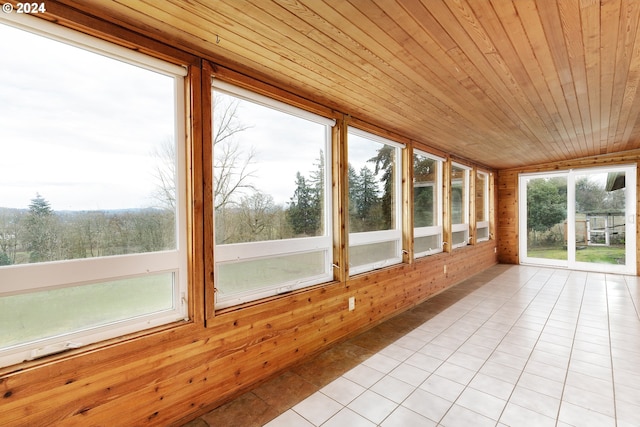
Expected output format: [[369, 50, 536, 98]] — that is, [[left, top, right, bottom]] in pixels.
[[1, 2, 640, 426]]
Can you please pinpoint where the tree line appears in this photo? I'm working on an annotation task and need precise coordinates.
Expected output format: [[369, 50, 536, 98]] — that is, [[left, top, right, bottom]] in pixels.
[[0, 194, 174, 266], [215, 147, 397, 244], [1, 147, 398, 265]]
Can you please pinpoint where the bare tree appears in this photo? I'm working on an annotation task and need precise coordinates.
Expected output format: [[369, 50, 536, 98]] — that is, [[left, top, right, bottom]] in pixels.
[[0, 208, 22, 265], [152, 94, 256, 214], [151, 138, 176, 211], [213, 93, 255, 211]]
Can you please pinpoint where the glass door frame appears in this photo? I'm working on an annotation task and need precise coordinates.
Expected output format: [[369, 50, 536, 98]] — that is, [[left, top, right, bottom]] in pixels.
[[519, 165, 636, 275]]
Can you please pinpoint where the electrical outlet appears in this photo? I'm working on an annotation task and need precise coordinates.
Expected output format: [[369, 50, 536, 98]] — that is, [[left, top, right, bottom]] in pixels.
[[348, 296, 355, 311]]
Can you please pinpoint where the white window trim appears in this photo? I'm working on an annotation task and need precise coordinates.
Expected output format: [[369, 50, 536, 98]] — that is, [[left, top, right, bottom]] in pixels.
[[414, 227, 443, 257], [0, 17, 188, 367], [349, 228, 402, 275], [476, 220, 490, 241], [0, 13, 187, 78], [212, 82, 334, 309], [413, 149, 443, 258], [216, 236, 332, 262], [213, 79, 336, 127], [476, 171, 490, 242], [215, 248, 333, 309], [451, 162, 470, 248], [347, 128, 404, 274]]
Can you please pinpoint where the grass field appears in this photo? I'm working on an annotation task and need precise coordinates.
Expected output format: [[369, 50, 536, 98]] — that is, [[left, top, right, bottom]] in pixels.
[[0, 274, 174, 348], [527, 245, 625, 264], [217, 251, 325, 296]]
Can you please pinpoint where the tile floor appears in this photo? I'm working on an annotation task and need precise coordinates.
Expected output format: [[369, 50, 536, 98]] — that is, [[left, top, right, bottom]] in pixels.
[[183, 264, 640, 427]]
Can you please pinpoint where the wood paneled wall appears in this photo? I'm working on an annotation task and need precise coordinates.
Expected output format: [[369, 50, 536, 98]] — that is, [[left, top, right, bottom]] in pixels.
[[497, 149, 640, 268], [497, 170, 519, 264], [0, 4, 499, 427], [0, 244, 497, 426]]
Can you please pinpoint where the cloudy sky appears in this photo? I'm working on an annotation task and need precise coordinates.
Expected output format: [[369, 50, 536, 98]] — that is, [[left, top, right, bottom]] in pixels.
[[0, 18, 387, 212], [0, 20, 175, 211], [218, 102, 390, 208]]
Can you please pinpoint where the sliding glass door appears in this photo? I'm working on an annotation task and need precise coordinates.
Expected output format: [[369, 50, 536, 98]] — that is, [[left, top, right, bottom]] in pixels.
[[519, 165, 636, 274]]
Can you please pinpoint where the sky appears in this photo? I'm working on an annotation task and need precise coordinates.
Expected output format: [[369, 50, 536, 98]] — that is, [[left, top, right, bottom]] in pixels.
[[213, 95, 389, 206], [0, 19, 388, 212], [0, 21, 175, 211]]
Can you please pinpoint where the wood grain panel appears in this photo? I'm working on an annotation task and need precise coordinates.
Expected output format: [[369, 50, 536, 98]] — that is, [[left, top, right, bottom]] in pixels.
[[0, 244, 497, 426], [48, 0, 640, 170], [6, 1, 640, 425]]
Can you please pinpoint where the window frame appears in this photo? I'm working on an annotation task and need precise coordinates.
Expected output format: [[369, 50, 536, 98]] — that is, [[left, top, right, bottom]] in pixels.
[[211, 80, 335, 309], [475, 170, 490, 242], [413, 149, 444, 258], [0, 13, 189, 368], [347, 127, 404, 275], [451, 162, 471, 249]]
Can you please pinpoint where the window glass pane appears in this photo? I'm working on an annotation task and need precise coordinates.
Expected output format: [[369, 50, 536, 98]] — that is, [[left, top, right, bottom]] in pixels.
[[0, 23, 177, 266], [348, 132, 397, 233], [451, 165, 468, 225], [477, 227, 489, 241], [476, 172, 487, 222], [0, 273, 174, 349], [0, 21, 186, 367], [350, 241, 397, 269], [452, 230, 468, 246], [525, 176, 568, 261], [414, 154, 438, 228], [212, 90, 327, 244], [415, 234, 441, 254], [217, 251, 326, 297], [212, 86, 332, 307]]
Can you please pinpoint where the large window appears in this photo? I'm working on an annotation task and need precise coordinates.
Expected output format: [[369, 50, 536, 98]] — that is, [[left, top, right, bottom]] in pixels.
[[0, 15, 188, 367], [519, 165, 636, 274], [348, 128, 403, 274], [413, 150, 443, 257], [475, 171, 490, 242], [451, 162, 470, 248], [212, 81, 334, 308]]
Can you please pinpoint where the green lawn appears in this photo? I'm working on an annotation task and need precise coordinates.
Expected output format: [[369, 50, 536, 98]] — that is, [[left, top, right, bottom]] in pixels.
[[0, 274, 174, 348], [527, 245, 625, 264]]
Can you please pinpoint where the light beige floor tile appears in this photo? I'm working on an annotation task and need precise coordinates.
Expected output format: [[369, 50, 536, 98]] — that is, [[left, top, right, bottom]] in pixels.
[[347, 390, 397, 425], [418, 374, 465, 402], [468, 372, 515, 400], [263, 410, 314, 427], [456, 387, 507, 421], [509, 386, 560, 419], [322, 408, 376, 427], [370, 375, 415, 403], [401, 389, 451, 423], [320, 376, 366, 406], [439, 404, 495, 427], [558, 401, 616, 427], [388, 363, 431, 387], [380, 406, 437, 427], [292, 392, 342, 426]]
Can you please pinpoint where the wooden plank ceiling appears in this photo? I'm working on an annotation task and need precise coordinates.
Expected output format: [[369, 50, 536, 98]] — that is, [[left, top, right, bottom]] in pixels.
[[58, 0, 640, 169]]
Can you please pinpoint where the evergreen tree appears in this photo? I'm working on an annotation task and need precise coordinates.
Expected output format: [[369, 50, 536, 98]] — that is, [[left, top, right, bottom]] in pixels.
[[369, 145, 395, 229], [25, 193, 58, 263], [348, 164, 360, 223], [308, 150, 325, 234], [527, 178, 567, 246], [287, 151, 325, 237], [348, 164, 382, 232], [287, 172, 318, 236]]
